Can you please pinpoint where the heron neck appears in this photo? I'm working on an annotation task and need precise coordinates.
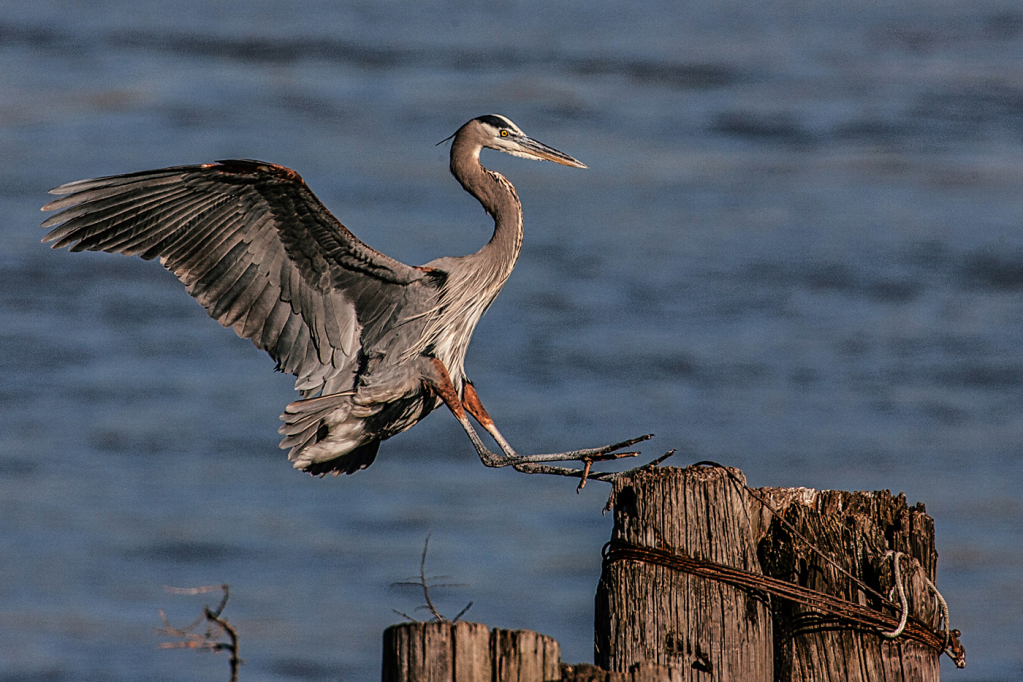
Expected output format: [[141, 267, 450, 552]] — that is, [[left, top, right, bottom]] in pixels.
[[420, 142, 523, 385], [450, 142, 524, 279]]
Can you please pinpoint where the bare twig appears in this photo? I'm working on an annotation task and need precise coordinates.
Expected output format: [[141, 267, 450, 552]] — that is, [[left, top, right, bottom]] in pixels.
[[452, 601, 474, 622], [391, 535, 473, 623], [156, 584, 242, 682], [419, 536, 445, 621]]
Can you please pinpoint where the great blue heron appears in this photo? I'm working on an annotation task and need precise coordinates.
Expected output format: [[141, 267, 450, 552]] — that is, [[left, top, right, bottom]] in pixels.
[[41, 115, 651, 482]]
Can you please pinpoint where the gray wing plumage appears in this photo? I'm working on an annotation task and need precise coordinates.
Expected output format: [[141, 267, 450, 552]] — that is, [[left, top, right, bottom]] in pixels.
[[41, 159, 442, 394]]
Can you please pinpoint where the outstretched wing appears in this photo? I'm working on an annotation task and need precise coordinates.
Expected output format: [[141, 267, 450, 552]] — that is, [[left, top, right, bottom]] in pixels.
[[41, 159, 439, 393]]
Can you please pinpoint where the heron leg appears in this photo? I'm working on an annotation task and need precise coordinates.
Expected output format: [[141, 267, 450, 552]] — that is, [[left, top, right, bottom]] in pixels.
[[462, 382, 632, 483], [421, 358, 513, 468], [461, 381, 519, 458], [460, 380, 648, 466], [423, 359, 651, 481]]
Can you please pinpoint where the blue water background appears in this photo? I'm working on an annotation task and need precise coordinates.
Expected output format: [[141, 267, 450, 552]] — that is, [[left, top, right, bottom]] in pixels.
[[1, 1, 1022, 680]]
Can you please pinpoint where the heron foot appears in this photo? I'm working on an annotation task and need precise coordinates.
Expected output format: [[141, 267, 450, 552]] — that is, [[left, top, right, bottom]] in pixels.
[[477, 434, 651, 468], [512, 443, 676, 492], [426, 362, 658, 486], [476, 434, 657, 489]]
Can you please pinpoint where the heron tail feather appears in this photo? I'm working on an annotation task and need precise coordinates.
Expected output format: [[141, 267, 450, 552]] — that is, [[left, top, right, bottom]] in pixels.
[[279, 394, 378, 476]]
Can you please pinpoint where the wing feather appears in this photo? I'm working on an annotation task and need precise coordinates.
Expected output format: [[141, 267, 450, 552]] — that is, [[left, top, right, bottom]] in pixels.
[[41, 160, 439, 393], [241, 277, 281, 340], [179, 217, 252, 287], [258, 298, 292, 351], [40, 181, 188, 229], [44, 186, 194, 247], [276, 314, 307, 375], [136, 195, 233, 258], [320, 291, 345, 360], [41, 174, 184, 213], [88, 191, 221, 257], [210, 261, 262, 324], [190, 240, 253, 310]]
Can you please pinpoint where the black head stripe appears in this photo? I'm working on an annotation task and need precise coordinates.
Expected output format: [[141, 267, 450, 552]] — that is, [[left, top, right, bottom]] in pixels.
[[475, 114, 512, 130]]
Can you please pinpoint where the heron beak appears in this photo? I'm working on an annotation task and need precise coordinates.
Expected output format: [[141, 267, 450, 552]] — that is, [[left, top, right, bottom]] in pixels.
[[516, 135, 588, 169]]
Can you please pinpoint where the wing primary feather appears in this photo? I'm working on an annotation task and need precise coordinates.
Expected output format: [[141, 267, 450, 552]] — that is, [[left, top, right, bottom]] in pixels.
[[220, 235, 284, 329], [41, 182, 190, 231], [135, 194, 237, 259], [162, 201, 259, 268], [41, 174, 183, 212], [179, 213, 256, 291], [238, 247, 286, 340], [46, 166, 201, 196], [259, 299, 293, 352], [211, 263, 263, 326], [161, 213, 242, 275], [241, 277, 281, 341], [109, 193, 226, 257], [43, 185, 194, 245], [190, 240, 254, 312]]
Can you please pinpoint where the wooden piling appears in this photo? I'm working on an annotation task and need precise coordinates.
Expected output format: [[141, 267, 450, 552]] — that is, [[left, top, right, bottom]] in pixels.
[[754, 486, 943, 681], [559, 662, 687, 681], [382, 622, 561, 682], [382, 621, 491, 682], [380, 465, 959, 681], [595, 465, 774, 681], [491, 627, 562, 682], [595, 464, 954, 681]]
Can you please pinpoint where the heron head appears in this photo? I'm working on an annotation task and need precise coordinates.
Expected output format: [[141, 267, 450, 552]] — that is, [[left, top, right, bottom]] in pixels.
[[445, 114, 587, 169]]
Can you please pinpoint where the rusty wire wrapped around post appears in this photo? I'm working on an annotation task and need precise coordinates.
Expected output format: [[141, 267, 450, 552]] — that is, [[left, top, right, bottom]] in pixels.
[[602, 539, 963, 666]]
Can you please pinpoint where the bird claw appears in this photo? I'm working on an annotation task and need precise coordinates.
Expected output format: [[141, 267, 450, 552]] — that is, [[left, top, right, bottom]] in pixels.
[[480, 434, 658, 488], [597, 434, 655, 453], [557, 434, 654, 460], [482, 434, 653, 469], [577, 460, 594, 492]]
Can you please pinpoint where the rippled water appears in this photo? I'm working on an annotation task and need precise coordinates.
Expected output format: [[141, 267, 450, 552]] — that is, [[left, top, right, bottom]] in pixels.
[[2, 1, 1022, 680]]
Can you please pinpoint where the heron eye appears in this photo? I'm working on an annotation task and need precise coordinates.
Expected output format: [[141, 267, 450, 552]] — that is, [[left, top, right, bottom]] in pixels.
[[500, 130, 509, 137]]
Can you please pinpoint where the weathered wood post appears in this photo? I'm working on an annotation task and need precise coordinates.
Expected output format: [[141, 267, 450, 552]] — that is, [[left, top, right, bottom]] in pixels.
[[595, 465, 774, 680], [491, 628, 562, 682], [382, 622, 561, 682], [383, 621, 491, 682], [595, 464, 960, 681], [380, 464, 962, 681], [754, 487, 949, 681], [560, 661, 690, 681]]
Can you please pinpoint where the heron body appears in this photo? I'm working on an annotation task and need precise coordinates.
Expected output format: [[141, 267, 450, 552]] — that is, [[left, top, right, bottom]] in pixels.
[[43, 115, 648, 480]]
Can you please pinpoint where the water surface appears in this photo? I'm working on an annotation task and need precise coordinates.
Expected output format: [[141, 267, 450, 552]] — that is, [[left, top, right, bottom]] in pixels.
[[2, 1, 1022, 680]]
